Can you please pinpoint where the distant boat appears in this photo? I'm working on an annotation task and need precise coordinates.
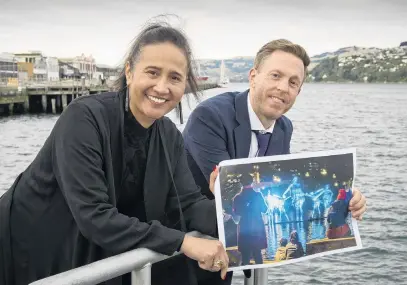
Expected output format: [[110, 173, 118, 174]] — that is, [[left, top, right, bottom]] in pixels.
[[195, 62, 209, 82], [219, 59, 229, 87], [197, 75, 209, 81]]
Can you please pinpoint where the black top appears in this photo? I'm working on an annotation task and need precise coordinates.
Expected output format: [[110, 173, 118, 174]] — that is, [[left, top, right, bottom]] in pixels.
[[117, 110, 153, 222], [0, 91, 217, 285]]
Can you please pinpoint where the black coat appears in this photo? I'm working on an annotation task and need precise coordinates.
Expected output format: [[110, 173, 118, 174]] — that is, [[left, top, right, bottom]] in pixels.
[[232, 189, 268, 252], [0, 91, 219, 285]]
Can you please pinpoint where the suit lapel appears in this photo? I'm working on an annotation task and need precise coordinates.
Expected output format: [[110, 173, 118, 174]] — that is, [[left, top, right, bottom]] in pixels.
[[234, 90, 252, 158], [266, 120, 284, 156], [234, 125, 252, 158]]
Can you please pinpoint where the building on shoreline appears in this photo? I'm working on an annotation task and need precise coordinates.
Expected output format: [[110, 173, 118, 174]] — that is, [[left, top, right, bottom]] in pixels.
[[0, 53, 18, 87], [14, 51, 48, 82], [58, 54, 96, 79]]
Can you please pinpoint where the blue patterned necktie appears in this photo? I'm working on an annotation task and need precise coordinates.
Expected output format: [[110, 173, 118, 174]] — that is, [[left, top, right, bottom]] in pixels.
[[253, 130, 271, 157]]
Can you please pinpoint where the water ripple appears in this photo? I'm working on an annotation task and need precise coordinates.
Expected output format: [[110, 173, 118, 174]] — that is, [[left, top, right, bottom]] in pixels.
[[1, 83, 407, 283]]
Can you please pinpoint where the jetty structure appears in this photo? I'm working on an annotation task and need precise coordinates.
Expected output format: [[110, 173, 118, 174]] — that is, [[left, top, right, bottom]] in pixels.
[[0, 51, 218, 117], [0, 79, 217, 117]]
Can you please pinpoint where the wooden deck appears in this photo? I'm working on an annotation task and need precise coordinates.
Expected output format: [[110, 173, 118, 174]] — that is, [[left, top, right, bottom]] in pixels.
[[225, 236, 357, 266]]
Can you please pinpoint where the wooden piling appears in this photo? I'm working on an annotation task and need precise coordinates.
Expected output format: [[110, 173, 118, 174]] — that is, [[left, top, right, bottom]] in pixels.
[[41, 95, 47, 112], [51, 98, 56, 114]]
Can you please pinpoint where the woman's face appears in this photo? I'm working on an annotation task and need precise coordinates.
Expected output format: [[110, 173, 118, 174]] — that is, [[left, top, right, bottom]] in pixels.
[[125, 42, 188, 128]]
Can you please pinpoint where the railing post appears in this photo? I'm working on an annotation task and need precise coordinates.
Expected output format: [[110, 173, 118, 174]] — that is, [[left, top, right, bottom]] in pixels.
[[244, 269, 254, 285], [254, 268, 268, 285], [244, 268, 268, 285], [131, 262, 152, 285]]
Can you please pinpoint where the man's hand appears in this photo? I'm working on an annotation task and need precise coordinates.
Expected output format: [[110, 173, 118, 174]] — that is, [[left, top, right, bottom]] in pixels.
[[209, 165, 219, 195], [349, 188, 367, 221]]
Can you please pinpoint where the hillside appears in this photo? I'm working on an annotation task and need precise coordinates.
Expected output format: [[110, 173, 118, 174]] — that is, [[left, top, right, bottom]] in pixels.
[[197, 42, 407, 83], [197, 56, 254, 82]]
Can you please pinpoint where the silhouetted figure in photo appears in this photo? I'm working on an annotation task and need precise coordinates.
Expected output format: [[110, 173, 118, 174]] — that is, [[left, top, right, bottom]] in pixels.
[[274, 237, 288, 261], [285, 230, 305, 260], [232, 182, 268, 265]]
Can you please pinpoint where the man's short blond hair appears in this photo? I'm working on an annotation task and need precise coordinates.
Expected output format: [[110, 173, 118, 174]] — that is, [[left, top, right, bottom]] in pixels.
[[254, 39, 310, 73]]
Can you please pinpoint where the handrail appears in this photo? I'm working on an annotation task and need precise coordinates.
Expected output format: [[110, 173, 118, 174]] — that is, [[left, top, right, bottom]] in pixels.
[[28, 231, 214, 285], [28, 231, 267, 285]]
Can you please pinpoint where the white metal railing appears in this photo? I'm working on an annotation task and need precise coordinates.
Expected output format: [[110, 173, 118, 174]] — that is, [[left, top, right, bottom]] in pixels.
[[27, 231, 267, 285]]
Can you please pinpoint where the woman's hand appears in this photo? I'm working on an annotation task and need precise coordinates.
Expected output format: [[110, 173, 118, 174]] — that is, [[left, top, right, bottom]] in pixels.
[[180, 235, 229, 280], [209, 165, 219, 195]]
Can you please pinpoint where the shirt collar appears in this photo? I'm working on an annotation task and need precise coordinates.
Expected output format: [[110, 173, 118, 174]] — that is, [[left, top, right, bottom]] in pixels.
[[247, 92, 275, 133]]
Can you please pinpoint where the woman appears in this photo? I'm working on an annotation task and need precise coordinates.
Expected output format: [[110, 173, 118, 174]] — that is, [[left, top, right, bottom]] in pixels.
[[285, 230, 305, 260], [0, 22, 230, 285], [326, 189, 352, 239]]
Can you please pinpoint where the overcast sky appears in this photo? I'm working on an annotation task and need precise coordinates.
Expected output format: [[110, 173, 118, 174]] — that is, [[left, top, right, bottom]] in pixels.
[[1, 0, 406, 66]]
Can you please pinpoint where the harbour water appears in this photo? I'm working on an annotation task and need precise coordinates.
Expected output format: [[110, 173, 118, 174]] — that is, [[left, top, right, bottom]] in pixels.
[[1, 83, 406, 284]]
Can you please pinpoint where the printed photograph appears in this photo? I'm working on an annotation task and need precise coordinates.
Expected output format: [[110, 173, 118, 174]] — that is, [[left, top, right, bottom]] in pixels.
[[214, 149, 363, 271]]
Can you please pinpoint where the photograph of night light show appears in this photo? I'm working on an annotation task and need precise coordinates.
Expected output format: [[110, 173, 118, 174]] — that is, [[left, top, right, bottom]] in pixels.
[[214, 148, 363, 271]]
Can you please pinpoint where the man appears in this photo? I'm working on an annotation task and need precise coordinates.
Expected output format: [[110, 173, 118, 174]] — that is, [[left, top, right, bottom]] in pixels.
[[183, 39, 367, 281], [232, 181, 268, 266], [183, 39, 308, 199]]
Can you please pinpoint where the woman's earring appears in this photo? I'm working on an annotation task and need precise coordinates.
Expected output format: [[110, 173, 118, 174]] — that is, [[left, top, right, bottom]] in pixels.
[[125, 87, 129, 112]]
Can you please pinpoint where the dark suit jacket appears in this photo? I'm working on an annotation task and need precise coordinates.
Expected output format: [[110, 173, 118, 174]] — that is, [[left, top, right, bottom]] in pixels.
[[0, 91, 217, 285], [182, 89, 293, 199], [233, 189, 268, 251]]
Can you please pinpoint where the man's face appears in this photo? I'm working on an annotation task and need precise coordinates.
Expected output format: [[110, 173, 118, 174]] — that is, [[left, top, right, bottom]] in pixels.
[[249, 50, 305, 123]]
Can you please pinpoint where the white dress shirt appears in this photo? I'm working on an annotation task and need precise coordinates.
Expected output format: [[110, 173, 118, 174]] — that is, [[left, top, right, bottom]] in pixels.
[[247, 93, 275, 158]]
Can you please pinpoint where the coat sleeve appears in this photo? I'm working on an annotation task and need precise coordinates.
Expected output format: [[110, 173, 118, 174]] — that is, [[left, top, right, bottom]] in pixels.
[[51, 102, 185, 256], [232, 195, 243, 216], [166, 132, 218, 237], [286, 118, 293, 154], [183, 104, 231, 183]]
